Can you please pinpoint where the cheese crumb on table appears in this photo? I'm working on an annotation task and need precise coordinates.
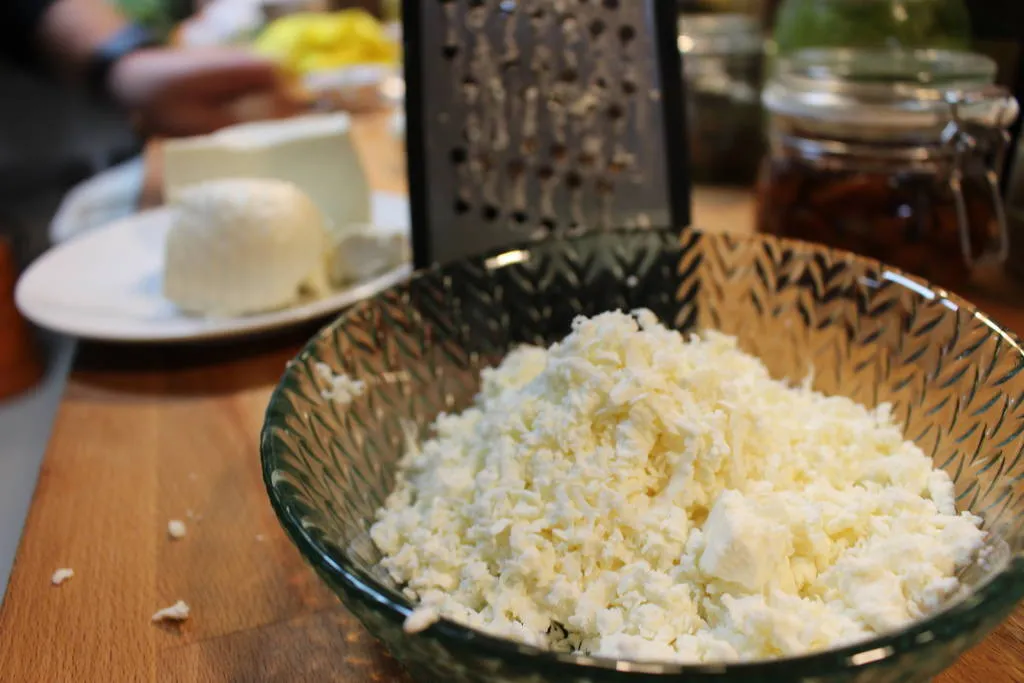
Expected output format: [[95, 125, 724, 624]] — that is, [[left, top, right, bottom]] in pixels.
[[370, 310, 984, 664], [167, 520, 187, 540], [50, 568, 74, 586], [152, 601, 190, 623]]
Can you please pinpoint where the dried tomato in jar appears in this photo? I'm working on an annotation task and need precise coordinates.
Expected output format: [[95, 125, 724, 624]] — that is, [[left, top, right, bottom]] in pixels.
[[757, 49, 1019, 293]]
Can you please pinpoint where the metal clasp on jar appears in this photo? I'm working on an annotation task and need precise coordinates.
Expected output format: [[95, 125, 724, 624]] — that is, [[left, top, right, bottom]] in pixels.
[[941, 88, 1018, 268]]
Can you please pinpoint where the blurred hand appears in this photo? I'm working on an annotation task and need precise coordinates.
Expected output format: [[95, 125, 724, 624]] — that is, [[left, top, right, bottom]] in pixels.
[[108, 47, 307, 137]]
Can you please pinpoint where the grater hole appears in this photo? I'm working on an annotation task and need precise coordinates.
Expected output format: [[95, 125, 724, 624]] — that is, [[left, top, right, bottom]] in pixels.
[[512, 210, 529, 224], [507, 158, 526, 178], [551, 143, 569, 163], [619, 24, 636, 44], [483, 204, 500, 221], [454, 198, 472, 215]]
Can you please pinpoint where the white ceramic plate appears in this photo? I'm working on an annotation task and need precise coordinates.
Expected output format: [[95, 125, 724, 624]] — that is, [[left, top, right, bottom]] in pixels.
[[16, 193, 412, 343]]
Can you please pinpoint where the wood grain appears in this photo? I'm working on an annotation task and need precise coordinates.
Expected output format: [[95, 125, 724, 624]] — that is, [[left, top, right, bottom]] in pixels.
[[1, 110, 1022, 682]]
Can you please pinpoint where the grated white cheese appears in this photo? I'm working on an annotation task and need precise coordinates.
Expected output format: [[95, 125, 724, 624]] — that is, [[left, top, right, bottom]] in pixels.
[[152, 600, 190, 623], [369, 310, 984, 663], [315, 362, 366, 403], [167, 520, 187, 540], [51, 568, 74, 586], [403, 605, 442, 634]]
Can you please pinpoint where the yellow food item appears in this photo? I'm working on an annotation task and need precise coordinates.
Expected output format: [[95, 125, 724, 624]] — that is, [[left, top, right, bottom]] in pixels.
[[253, 10, 399, 75]]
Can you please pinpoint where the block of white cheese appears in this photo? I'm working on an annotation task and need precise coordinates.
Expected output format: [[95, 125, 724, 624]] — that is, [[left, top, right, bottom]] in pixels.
[[327, 222, 411, 286], [163, 178, 330, 316], [698, 490, 795, 593], [163, 112, 371, 233]]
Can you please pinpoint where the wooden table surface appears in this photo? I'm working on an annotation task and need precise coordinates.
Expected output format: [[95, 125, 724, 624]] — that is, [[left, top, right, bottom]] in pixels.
[[1, 111, 1022, 682]]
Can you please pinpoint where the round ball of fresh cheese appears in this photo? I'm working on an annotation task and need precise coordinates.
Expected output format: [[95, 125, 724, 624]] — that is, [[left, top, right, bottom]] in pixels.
[[163, 178, 331, 316]]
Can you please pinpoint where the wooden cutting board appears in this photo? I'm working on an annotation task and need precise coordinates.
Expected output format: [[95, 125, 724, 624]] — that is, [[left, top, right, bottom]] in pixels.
[[0, 111, 1021, 682]]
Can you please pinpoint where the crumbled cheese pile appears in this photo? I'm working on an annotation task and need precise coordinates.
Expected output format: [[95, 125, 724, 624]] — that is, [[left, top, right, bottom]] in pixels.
[[369, 310, 984, 663]]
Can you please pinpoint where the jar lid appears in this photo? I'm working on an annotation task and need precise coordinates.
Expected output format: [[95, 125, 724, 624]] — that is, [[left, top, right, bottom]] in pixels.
[[763, 48, 1018, 131], [678, 13, 763, 57]]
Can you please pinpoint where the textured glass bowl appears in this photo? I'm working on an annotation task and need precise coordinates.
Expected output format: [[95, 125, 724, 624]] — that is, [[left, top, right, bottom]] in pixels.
[[261, 228, 1024, 682]]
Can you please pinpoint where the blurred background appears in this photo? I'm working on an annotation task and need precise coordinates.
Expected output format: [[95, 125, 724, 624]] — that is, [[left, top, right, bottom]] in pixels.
[[4, 0, 1024, 351], [0, 0, 400, 269], [3, 0, 1023, 268]]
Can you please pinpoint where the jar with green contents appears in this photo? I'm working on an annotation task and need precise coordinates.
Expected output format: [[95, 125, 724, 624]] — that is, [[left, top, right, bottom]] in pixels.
[[772, 0, 971, 54], [756, 49, 1019, 291]]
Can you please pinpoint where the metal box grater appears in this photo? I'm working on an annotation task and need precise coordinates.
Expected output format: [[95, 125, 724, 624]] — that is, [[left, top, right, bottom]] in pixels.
[[402, 0, 691, 268]]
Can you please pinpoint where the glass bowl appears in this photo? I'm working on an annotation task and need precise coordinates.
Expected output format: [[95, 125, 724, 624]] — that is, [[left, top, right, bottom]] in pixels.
[[261, 228, 1024, 682]]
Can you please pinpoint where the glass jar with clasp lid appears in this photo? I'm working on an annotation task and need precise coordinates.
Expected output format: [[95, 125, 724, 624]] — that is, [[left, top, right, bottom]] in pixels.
[[679, 12, 766, 185], [756, 48, 1019, 291]]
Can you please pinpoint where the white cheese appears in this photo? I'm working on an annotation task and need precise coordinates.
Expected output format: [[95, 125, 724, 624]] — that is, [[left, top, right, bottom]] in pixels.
[[163, 113, 371, 234], [403, 605, 441, 634], [698, 490, 794, 594], [163, 178, 330, 316], [51, 568, 74, 586], [167, 520, 187, 540], [326, 222, 411, 287], [314, 363, 366, 403], [370, 310, 984, 664], [152, 600, 190, 623]]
